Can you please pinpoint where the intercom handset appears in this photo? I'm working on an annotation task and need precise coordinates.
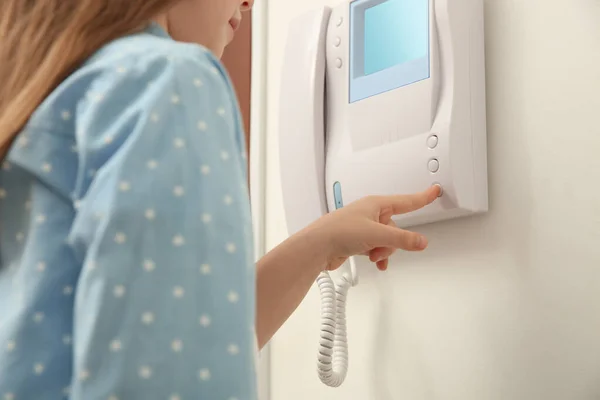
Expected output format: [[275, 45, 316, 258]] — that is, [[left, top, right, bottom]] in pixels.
[[279, 7, 355, 387], [279, 0, 487, 387]]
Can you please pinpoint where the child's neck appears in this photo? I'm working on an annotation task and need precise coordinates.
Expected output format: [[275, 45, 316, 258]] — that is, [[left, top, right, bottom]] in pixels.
[[152, 14, 169, 34]]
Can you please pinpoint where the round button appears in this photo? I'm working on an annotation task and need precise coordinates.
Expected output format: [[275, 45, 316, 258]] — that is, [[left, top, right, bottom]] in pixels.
[[334, 37, 341, 47], [427, 135, 438, 149], [428, 158, 439, 173], [335, 58, 342, 68], [336, 17, 343, 26], [432, 183, 443, 197]]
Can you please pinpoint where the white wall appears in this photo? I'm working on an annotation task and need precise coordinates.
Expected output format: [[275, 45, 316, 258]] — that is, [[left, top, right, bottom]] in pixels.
[[264, 1, 600, 399]]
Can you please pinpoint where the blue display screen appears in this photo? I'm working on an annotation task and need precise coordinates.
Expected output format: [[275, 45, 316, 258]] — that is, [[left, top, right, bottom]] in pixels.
[[349, 0, 430, 103], [364, 0, 429, 75]]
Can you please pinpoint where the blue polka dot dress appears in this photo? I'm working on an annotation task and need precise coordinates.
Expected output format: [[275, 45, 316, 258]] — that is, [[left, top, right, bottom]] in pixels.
[[0, 23, 257, 400]]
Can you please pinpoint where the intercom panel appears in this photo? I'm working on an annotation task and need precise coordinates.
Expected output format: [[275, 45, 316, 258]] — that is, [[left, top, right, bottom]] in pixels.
[[280, 0, 488, 233], [278, 0, 488, 387]]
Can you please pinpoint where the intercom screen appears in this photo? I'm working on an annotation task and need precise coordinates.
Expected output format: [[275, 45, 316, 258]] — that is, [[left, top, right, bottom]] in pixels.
[[349, 0, 430, 103], [364, 0, 428, 75]]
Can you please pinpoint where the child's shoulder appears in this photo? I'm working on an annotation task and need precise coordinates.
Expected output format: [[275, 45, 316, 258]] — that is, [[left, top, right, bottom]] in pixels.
[[27, 23, 232, 133], [81, 22, 231, 95], [89, 23, 220, 71], [12, 24, 240, 201]]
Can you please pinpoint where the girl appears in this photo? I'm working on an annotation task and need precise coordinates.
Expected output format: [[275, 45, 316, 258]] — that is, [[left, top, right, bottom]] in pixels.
[[0, 0, 440, 399]]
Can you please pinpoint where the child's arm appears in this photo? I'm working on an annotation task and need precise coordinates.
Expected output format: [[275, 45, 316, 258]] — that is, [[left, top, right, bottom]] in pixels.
[[255, 223, 327, 349]]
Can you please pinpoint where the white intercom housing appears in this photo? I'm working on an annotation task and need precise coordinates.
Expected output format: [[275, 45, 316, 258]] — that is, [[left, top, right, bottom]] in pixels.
[[279, 0, 488, 387]]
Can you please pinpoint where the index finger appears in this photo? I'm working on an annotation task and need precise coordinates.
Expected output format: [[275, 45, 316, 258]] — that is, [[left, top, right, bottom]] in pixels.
[[382, 185, 441, 215]]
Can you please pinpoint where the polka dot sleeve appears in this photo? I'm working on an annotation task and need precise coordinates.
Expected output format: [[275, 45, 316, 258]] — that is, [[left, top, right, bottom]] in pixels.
[[65, 48, 257, 400]]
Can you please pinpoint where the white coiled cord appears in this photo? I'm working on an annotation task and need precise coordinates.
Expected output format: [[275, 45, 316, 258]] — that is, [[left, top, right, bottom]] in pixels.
[[316, 258, 358, 387]]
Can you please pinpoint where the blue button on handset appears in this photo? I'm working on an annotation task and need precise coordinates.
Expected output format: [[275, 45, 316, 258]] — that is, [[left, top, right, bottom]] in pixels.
[[333, 181, 344, 209]]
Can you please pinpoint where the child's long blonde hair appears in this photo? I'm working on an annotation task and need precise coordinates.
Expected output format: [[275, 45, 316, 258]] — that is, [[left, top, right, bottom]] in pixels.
[[0, 0, 180, 158]]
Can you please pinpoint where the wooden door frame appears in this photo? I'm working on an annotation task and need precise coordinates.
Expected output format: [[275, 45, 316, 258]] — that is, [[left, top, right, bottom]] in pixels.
[[221, 4, 271, 400], [221, 10, 252, 180]]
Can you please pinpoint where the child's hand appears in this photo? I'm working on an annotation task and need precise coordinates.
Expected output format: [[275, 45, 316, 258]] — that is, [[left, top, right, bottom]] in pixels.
[[312, 185, 441, 271]]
